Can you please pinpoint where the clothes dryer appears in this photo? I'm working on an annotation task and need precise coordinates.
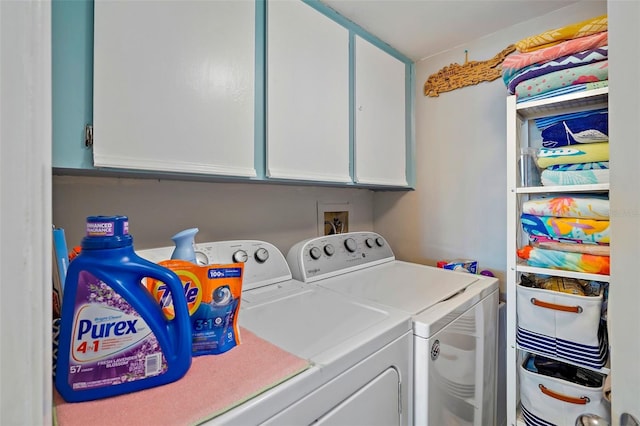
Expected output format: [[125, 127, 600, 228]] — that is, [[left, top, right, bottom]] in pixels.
[[138, 239, 412, 425], [287, 232, 499, 426]]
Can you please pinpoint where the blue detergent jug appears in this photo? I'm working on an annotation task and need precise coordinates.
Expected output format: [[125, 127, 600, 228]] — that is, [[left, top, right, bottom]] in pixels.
[[55, 216, 192, 402]]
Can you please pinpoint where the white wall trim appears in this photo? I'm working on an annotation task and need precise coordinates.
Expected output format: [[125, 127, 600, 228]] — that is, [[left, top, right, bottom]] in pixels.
[[0, 1, 52, 424]]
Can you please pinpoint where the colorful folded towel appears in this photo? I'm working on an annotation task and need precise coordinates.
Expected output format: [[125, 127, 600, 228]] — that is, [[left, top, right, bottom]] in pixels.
[[515, 60, 608, 100], [503, 31, 608, 79], [505, 46, 608, 94], [536, 142, 609, 169], [515, 15, 608, 53], [521, 213, 610, 244], [522, 196, 609, 219], [517, 245, 609, 275]]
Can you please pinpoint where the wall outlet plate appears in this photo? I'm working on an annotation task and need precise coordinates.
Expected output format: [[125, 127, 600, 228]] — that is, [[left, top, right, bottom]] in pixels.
[[317, 202, 352, 236]]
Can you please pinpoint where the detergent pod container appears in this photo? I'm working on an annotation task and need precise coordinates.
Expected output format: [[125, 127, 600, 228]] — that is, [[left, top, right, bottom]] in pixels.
[[152, 226, 243, 356], [171, 228, 199, 264], [56, 215, 192, 402]]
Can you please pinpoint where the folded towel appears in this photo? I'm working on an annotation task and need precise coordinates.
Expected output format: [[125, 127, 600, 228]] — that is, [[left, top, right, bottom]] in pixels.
[[503, 31, 608, 79], [515, 15, 608, 53], [515, 60, 608, 100], [531, 239, 610, 257], [536, 142, 609, 169], [548, 161, 609, 171], [54, 328, 311, 426], [522, 196, 609, 219], [517, 245, 609, 275], [517, 80, 608, 104], [541, 111, 608, 147], [541, 168, 609, 186], [534, 108, 607, 131], [505, 46, 608, 94], [521, 213, 610, 244]]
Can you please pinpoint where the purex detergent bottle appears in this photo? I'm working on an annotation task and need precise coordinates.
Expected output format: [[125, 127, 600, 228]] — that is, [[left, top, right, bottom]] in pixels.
[[55, 216, 192, 402]]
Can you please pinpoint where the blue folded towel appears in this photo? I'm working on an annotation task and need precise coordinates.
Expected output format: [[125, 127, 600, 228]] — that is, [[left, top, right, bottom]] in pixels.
[[541, 111, 608, 148], [534, 107, 607, 130]]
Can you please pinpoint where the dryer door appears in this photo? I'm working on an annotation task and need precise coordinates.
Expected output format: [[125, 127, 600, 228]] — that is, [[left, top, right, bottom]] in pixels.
[[264, 366, 402, 426], [414, 292, 498, 426]]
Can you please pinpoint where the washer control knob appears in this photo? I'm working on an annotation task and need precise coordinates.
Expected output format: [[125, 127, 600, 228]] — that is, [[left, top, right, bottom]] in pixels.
[[375, 237, 385, 247], [195, 251, 209, 266], [309, 246, 322, 260], [324, 244, 335, 256], [344, 238, 357, 253], [232, 249, 249, 263], [254, 248, 269, 263], [365, 238, 374, 248]]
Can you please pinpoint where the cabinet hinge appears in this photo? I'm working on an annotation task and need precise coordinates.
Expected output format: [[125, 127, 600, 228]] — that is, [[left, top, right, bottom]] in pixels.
[[85, 124, 93, 148]]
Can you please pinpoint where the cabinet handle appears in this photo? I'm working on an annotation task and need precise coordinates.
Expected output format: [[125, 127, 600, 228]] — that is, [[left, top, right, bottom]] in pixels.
[[538, 384, 589, 404], [530, 298, 583, 313]]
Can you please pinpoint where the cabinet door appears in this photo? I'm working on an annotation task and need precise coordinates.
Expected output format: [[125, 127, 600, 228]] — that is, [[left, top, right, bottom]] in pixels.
[[93, 1, 256, 177], [354, 36, 407, 186], [266, 0, 350, 183]]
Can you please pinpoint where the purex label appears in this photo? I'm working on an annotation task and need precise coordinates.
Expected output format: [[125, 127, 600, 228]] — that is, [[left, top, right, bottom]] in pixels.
[[72, 304, 148, 363], [67, 273, 167, 390]]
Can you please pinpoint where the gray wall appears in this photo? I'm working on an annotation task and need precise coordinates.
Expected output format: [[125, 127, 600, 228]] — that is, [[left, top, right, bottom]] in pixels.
[[373, 0, 607, 294], [53, 175, 374, 256]]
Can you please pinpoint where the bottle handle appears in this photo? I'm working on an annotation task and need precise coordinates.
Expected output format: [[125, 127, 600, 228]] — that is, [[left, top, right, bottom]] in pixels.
[[140, 264, 192, 363]]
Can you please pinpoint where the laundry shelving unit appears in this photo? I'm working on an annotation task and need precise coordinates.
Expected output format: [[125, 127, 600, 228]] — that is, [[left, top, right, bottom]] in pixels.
[[506, 88, 610, 426]]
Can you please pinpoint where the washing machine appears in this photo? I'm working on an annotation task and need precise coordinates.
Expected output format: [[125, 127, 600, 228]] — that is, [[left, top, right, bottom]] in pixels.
[[287, 232, 499, 426], [138, 239, 413, 425]]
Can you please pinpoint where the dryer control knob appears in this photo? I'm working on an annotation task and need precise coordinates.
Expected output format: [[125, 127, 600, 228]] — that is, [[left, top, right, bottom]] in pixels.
[[324, 244, 335, 256], [254, 248, 269, 263], [309, 246, 322, 260], [375, 237, 385, 247], [344, 238, 357, 253], [365, 238, 374, 248], [232, 249, 249, 263]]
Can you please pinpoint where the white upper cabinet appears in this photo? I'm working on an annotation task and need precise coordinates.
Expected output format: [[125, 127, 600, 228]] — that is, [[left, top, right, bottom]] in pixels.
[[93, 1, 256, 177], [266, 0, 351, 183], [85, 0, 412, 187], [354, 36, 407, 186]]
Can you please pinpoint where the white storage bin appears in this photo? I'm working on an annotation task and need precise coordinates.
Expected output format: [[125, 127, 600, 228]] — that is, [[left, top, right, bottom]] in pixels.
[[520, 356, 609, 425], [516, 282, 607, 369]]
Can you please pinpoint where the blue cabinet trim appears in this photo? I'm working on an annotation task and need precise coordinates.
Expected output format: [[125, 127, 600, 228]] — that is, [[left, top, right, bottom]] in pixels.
[[255, 0, 266, 179], [52, 0, 94, 170]]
